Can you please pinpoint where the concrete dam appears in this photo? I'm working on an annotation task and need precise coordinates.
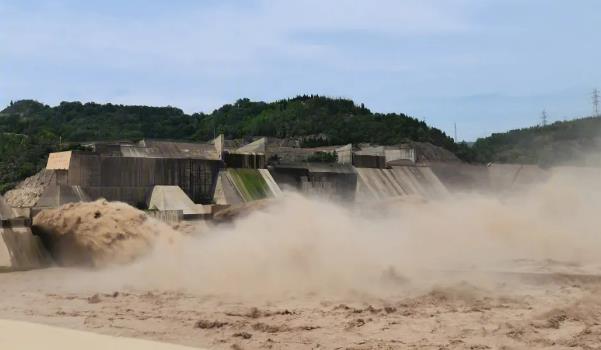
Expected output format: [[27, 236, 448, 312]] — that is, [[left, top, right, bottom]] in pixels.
[[5, 137, 454, 219], [5, 136, 564, 222], [1, 136, 576, 272]]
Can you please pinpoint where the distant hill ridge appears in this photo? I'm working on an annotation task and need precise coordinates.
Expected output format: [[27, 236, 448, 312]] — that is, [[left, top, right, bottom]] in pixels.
[[470, 115, 601, 165], [0, 96, 457, 148]]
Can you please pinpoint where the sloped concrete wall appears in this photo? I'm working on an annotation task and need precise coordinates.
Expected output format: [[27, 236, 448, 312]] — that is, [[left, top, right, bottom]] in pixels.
[[213, 172, 243, 206], [0, 195, 51, 271], [35, 185, 91, 209], [0, 196, 14, 219], [227, 169, 275, 202], [355, 166, 448, 201], [487, 164, 550, 193], [0, 226, 51, 271], [429, 162, 491, 193], [215, 169, 281, 205], [259, 169, 282, 197], [299, 171, 357, 201], [145, 210, 184, 225], [148, 186, 201, 215], [269, 163, 357, 201], [430, 162, 550, 194]]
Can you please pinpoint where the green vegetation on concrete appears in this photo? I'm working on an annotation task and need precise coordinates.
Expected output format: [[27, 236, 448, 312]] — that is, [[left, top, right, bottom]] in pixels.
[[307, 151, 338, 163], [227, 169, 271, 202]]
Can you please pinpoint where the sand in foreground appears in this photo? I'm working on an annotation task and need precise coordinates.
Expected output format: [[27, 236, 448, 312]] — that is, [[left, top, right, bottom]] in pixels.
[[1, 266, 600, 349], [0, 318, 202, 349]]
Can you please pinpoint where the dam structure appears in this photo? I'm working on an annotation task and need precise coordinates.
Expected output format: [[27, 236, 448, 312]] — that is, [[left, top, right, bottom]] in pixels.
[[6, 135, 460, 223], [351, 144, 449, 201], [0, 194, 49, 271], [225, 137, 450, 202], [213, 137, 283, 206], [34, 138, 223, 215]]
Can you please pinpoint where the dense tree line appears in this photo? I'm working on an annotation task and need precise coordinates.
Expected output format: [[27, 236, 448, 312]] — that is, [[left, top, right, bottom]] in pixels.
[[1, 97, 459, 147], [0, 133, 58, 193], [0, 96, 465, 192], [191, 96, 458, 149], [470, 116, 601, 165]]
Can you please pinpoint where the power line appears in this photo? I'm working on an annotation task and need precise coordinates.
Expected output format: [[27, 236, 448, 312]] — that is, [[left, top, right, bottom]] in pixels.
[[593, 88, 599, 117], [541, 109, 548, 127]]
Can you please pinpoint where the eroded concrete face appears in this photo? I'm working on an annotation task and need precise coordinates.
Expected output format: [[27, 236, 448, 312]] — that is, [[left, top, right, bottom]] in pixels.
[[355, 166, 449, 201], [0, 195, 14, 219], [0, 195, 51, 271], [148, 186, 204, 215], [216, 169, 282, 205], [0, 226, 51, 271]]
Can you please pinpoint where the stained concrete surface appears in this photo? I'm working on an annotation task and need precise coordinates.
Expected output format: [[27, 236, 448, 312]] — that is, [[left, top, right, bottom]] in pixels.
[[148, 186, 206, 215], [0, 195, 50, 271], [355, 166, 448, 201]]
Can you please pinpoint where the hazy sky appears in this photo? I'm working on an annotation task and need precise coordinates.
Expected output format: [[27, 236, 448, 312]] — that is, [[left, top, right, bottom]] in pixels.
[[1, 0, 600, 140]]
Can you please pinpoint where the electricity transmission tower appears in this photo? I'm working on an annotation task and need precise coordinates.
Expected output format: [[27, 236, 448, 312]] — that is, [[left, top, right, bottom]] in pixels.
[[541, 109, 548, 127], [593, 88, 600, 117], [454, 122, 457, 142]]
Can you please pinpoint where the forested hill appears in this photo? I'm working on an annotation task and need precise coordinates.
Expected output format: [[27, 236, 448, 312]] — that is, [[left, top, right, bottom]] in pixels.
[[470, 116, 601, 165], [0, 96, 457, 147], [0, 96, 468, 192]]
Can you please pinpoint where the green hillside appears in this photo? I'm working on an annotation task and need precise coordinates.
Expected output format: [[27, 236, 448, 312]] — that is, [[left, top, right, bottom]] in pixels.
[[0, 132, 53, 193], [470, 116, 601, 165], [0, 96, 466, 192], [0, 96, 457, 147]]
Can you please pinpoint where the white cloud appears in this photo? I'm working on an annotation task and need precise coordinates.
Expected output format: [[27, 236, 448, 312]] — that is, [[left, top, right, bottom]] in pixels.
[[0, 1, 470, 75], [2, 0, 599, 140]]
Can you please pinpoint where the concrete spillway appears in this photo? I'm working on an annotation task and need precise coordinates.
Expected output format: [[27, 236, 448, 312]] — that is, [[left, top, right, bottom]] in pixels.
[[355, 166, 448, 201], [0, 195, 14, 219], [269, 163, 357, 201], [0, 195, 50, 271], [486, 163, 550, 193], [429, 162, 551, 194], [214, 169, 282, 205], [148, 186, 210, 217], [36, 184, 91, 210]]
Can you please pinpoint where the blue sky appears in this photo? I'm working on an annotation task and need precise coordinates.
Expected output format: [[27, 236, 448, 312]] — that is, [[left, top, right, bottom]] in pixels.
[[1, 0, 600, 140]]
